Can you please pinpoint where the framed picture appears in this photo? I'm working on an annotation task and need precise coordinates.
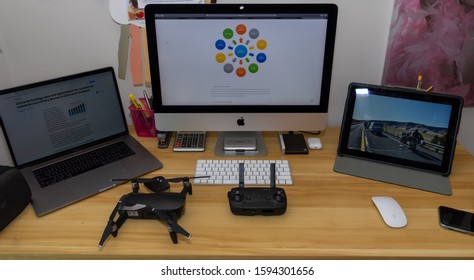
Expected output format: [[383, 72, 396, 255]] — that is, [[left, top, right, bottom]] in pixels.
[[382, 0, 474, 106]]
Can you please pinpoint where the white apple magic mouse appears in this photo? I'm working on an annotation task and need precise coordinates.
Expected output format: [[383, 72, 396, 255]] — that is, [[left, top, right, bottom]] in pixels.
[[371, 196, 407, 228]]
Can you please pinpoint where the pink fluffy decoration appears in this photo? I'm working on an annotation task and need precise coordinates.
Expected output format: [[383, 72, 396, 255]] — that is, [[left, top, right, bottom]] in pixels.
[[382, 0, 474, 106]]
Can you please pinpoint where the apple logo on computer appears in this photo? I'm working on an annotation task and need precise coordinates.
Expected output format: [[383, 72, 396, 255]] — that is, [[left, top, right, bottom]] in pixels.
[[237, 117, 245, 126]]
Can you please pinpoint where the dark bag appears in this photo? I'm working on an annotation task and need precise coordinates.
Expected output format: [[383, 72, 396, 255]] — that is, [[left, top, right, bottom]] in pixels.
[[0, 166, 31, 231]]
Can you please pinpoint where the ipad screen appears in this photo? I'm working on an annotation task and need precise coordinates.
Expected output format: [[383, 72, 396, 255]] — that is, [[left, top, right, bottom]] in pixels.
[[338, 83, 463, 176]]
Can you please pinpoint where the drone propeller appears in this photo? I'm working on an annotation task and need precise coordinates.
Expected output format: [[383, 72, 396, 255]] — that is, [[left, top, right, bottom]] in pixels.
[[167, 175, 210, 183], [111, 175, 209, 183], [110, 176, 167, 184], [110, 176, 170, 192], [110, 175, 209, 193]]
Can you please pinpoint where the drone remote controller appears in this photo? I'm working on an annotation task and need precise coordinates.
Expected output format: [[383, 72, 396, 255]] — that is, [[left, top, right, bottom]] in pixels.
[[228, 163, 287, 216]]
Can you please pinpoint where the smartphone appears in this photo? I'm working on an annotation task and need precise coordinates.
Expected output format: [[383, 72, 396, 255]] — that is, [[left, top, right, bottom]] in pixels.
[[157, 131, 171, 149], [438, 206, 474, 235]]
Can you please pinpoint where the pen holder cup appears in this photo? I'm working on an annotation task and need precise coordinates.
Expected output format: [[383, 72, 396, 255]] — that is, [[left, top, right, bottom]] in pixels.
[[129, 101, 156, 137]]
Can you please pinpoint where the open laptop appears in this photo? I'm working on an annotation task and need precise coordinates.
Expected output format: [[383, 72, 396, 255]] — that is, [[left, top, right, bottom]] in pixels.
[[0, 67, 163, 216]]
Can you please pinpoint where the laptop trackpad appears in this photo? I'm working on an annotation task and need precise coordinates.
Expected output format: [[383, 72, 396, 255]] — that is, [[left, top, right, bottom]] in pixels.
[[31, 182, 77, 216], [68, 163, 131, 199]]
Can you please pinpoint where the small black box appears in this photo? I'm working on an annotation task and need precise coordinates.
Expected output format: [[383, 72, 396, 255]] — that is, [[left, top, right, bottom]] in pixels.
[[280, 133, 309, 154]]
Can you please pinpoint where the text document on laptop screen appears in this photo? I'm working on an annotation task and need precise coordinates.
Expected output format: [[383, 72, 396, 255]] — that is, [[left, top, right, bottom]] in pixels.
[[0, 70, 127, 166]]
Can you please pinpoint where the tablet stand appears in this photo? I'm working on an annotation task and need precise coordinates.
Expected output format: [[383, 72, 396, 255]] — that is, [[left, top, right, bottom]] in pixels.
[[333, 155, 452, 195]]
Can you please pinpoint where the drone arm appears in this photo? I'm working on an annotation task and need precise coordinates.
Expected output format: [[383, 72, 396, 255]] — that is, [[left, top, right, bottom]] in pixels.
[[152, 208, 191, 241], [169, 231, 178, 244], [98, 203, 119, 248], [98, 221, 113, 248], [113, 211, 128, 234], [98, 196, 128, 248], [180, 180, 193, 196]]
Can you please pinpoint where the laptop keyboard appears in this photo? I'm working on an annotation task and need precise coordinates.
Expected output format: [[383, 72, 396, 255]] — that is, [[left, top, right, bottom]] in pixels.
[[33, 141, 135, 188]]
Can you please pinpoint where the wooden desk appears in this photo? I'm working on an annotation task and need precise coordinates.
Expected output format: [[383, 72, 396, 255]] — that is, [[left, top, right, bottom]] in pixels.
[[1, 127, 473, 259]]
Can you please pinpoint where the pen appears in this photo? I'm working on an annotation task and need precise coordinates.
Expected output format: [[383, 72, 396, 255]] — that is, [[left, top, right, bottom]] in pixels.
[[143, 90, 152, 110], [425, 85, 433, 92]]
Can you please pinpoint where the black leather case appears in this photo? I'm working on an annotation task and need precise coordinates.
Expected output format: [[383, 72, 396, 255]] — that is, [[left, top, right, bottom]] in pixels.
[[0, 166, 31, 231]]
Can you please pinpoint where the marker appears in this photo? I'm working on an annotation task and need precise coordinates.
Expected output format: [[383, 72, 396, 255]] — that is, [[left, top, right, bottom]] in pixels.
[[129, 93, 139, 108], [416, 75, 423, 90]]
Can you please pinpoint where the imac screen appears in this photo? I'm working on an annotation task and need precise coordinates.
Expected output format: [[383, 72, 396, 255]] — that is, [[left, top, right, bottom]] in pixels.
[[145, 4, 338, 133]]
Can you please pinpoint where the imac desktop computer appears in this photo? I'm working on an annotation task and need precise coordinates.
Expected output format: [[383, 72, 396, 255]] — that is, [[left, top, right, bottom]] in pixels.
[[145, 3, 338, 156]]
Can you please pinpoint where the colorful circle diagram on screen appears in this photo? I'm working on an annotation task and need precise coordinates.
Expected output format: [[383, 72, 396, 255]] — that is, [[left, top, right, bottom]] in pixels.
[[214, 24, 268, 77]]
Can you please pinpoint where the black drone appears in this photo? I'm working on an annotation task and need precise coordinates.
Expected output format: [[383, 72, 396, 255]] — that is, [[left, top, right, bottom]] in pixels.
[[98, 175, 208, 248]]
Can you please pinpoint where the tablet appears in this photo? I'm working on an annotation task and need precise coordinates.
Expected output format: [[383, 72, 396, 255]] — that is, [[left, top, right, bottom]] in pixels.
[[337, 83, 463, 176]]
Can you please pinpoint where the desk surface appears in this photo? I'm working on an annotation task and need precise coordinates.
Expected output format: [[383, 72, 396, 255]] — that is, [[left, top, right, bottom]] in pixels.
[[1, 127, 473, 259]]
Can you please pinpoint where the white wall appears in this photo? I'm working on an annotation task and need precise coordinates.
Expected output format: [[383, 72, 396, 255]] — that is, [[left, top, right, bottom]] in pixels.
[[0, 0, 473, 166], [0, 29, 12, 164]]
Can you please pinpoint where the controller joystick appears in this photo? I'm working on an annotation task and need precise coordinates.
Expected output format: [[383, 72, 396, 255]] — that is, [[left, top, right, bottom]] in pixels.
[[231, 190, 244, 202], [273, 190, 285, 203], [227, 163, 287, 216]]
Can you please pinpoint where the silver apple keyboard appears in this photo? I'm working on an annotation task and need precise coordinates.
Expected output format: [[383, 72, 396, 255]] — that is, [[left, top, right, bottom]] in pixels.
[[193, 159, 293, 185]]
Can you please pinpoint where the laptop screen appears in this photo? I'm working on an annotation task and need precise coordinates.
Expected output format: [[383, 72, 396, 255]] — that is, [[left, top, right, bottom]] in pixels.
[[0, 67, 128, 167]]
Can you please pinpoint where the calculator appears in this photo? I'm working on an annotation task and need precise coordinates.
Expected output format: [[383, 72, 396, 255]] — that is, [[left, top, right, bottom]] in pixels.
[[173, 131, 206, 152]]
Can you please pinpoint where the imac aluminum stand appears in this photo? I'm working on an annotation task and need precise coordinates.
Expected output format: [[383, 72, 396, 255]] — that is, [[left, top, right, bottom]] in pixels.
[[333, 155, 452, 195], [214, 132, 268, 156]]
